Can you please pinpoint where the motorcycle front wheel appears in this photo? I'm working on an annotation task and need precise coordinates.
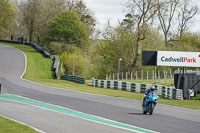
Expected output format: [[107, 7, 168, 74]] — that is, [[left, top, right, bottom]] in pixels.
[[149, 102, 155, 115], [142, 105, 147, 114]]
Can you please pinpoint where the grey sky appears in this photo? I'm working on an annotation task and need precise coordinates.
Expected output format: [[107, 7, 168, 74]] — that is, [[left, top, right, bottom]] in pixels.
[[84, 0, 125, 30], [83, 0, 200, 33]]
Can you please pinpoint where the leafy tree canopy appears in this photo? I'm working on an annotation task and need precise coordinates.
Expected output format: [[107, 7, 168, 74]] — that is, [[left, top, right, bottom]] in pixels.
[[47, 11, 89, 47], [0, 0, 15, 37]]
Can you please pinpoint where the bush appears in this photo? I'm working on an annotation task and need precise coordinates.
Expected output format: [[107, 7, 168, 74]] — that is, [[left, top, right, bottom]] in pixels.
[[48, 42, 67, 55], [60, 47, 89, 78]]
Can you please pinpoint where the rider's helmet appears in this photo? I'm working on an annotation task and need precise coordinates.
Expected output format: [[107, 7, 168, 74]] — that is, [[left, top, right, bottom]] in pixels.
[[150, 85, 155, 91]]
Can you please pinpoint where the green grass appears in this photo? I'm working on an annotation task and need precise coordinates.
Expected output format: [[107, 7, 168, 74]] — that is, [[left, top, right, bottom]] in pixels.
[[192, 94, 200, 100], [1, 42, 200, 110], [0, 116, 38, 133]]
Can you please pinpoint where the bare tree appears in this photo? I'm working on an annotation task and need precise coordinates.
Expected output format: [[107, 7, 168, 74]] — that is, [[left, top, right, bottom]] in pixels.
[[157, 0, 179, 45], [125, 0, 160, 70], [35, 0, 66, 43], [20, 0, 40, 42], [178, 0, 198, 39], [65, 0, 96, 33], [66, 0, 79, 11]]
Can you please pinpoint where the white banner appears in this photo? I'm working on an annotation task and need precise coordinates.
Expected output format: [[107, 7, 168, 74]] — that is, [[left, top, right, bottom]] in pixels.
[[157, 51, 200, 67]]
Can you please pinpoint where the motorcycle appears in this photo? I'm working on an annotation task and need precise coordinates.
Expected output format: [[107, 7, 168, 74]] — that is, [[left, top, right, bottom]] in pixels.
[[142, 92, 159, 115]]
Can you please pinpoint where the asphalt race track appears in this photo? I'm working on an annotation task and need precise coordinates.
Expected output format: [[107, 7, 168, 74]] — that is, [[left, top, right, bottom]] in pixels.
[[0, 44, 200, 133]]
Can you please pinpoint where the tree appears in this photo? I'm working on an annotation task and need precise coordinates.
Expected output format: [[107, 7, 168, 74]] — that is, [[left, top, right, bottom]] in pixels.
[[17, 0, 67, 43], [11, 0, 95, 43], [20, 0, 40, 42], [178, 0, 198, 39], [98, 27, 136, 76], [96, 22, 166, 78], [73, 0, 96, 33], [170, 32, 200, 51], [47, 11, 89, 47], [157, 0, 198, 45], [34, 0, 67, 43], [125, 0, 160, 71], [66, 0, 96, 33], [157, 0, 179, 45], [0, 0, 15, 38]]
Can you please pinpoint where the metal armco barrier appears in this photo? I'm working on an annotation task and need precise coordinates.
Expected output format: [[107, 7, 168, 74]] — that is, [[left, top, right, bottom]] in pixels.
[[52, 55, 60, 79], [60, 75, 85, 84], [92, 79, 183, 100]]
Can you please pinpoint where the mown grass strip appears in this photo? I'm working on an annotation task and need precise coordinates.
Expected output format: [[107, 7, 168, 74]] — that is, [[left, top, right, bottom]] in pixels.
[[0, 116, 38, 133], [1, 42, 200, 110]]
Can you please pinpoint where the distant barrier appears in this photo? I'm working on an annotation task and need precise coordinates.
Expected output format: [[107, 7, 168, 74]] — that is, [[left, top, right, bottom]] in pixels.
[[0, 39, 51, 58], [52, 55, 60, 79], [60, 75, 85, 84], [24, 42, 51, 58], [0, 39, 20, 44], [92, 79, 183, 100]]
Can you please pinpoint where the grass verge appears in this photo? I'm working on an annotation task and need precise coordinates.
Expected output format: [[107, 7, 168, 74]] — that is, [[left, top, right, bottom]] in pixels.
[[1, 42, 200, 110], [0, 116, 38, 133]]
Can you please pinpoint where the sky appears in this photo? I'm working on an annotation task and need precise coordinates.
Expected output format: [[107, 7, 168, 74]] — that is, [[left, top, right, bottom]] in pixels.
[[83, 0, 200, 33], [84, 0, 125, 30]]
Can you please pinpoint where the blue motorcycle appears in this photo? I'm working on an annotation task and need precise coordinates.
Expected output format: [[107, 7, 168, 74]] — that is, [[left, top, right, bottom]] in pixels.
[[142, 92, 159, 115]]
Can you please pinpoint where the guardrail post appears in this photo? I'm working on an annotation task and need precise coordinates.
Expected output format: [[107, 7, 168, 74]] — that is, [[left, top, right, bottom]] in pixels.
[[0, 83, 1, 94]]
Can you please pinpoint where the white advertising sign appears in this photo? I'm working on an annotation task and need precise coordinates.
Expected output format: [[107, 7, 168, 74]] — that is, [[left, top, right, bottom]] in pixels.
[[157, 51, 200, 67]]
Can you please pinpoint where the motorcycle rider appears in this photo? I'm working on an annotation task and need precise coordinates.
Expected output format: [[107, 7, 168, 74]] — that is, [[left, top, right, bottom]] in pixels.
[[142, 85, 157, 106]]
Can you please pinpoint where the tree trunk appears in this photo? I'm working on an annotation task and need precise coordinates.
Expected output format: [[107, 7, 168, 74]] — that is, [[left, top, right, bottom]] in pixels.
[[29, 20, 34, 42], [131, 38, 140, 71]]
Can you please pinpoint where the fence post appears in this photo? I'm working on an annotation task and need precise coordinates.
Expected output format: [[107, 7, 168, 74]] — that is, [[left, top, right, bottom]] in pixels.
[[113, 73, 115, 80], [141, 71, 143, 80], [147, 70, 148, 81], [170, 69, 172, 79], [154, 67, 157, 82], [0, 83, 1, 94], [126, 72, 128, 80], [122, 72, 124, 80], [61, 64, 64, 75], [117, 73, 119, 80], [136, 71, 138, 80], [158, 70, 160, 82], [163, 70, 166, 82], [152, 70, 154, 81]]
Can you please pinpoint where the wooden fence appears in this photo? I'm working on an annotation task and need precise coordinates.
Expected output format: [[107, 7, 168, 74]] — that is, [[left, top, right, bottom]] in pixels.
[[106, 70, 174, 81]]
